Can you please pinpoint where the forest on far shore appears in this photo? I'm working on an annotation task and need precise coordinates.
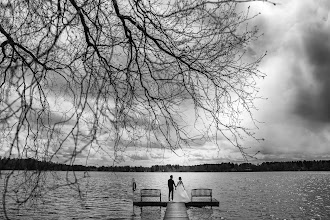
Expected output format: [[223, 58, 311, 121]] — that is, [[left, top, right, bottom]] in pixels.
[[1, 157, 330, 172]]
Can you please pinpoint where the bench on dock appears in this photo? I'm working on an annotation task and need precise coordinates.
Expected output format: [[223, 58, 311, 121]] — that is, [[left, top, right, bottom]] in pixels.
[[133, 188, 219, 207], [140, 189, 161, 202], [191, 188, 212, 202]]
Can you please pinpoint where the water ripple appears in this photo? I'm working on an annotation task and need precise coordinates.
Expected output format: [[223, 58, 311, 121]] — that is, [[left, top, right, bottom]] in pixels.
[[1, 171, 330, 219]]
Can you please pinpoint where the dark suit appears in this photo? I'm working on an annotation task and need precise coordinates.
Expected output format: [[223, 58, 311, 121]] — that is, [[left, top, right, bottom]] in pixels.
[[168, 178, 175, 201]]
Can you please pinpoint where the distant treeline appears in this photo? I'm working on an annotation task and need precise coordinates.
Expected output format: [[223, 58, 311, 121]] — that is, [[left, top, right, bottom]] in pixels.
[[1, 157, 330, 172]]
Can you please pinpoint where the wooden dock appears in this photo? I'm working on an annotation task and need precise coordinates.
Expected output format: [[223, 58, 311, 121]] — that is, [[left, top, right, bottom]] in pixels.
[[187, 198, 219, 207], [133, 188, 219, 219], [163, 202, 189, 220], [133, 201, 168, 207], [133, 199, 219, 220], [133, 199, 219, 207]]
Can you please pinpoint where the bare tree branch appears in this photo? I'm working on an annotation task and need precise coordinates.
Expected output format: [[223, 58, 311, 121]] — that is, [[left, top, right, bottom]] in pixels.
[[0, 0, 273, 217]]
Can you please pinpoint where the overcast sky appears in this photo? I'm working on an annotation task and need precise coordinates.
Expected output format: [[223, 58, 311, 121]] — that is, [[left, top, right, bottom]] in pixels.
[[81, 0, 330, 167], [112, 0, 330, 167], [2, 0, 330, 167], [248, 0, 330, 163]]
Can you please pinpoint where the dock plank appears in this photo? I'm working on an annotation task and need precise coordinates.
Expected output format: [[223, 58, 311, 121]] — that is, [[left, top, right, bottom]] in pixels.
[[186, 198, 219, 207], [133, 199, 219, 207], [133, 201, 167, 207], [164, 202, 189, 220]]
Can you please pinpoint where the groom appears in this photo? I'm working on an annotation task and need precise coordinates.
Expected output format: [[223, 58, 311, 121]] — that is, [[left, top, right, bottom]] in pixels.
[[168, 175, 176, 201]]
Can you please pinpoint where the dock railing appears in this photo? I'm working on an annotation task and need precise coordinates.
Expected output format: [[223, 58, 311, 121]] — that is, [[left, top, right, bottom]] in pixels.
[[191, 188, 212, 202], [133, 188, 219, 207], [140, 189, 161, 202]]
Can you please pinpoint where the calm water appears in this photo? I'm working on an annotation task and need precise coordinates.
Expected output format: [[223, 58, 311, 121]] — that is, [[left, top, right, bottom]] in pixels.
[[1, 171, 330, 219]]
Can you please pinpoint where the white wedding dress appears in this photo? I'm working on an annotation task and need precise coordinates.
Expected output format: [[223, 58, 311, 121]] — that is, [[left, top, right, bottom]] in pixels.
[[173, 181, 190, 203]]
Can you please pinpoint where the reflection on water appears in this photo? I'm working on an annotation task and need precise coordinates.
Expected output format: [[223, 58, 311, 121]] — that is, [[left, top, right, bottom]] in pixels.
[[135, 206, 164, 220], [188, 207, 213, 220], [1, 171, 330, 219]]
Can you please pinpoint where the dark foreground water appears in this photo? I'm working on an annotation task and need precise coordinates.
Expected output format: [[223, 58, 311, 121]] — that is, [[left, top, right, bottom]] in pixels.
[[1, 171, 330, 219]]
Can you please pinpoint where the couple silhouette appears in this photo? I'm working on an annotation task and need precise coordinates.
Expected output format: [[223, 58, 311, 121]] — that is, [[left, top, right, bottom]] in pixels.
[[167, 175, 190, 202]]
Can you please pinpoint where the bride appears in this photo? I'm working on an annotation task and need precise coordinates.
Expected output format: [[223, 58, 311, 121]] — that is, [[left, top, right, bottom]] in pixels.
[[173, 177, 190, 202]]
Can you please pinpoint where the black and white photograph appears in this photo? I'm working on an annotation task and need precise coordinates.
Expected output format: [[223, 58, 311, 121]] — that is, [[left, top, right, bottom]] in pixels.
[[1, 0, 330, 219]]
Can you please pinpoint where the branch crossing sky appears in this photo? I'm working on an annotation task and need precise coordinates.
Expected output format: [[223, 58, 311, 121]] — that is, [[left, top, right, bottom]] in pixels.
[[124, 0, 330, 166], [1, 0, 329, 166]]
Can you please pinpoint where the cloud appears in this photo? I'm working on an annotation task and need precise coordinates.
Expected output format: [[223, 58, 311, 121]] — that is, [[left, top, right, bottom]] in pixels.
[[255, 0, 330, 126], [240, 0, 330, 162], [4, 0, 330, 166], [293, 23, 330, 123], [129, 154, 150, 161], [26, 109, 76, 128], [74, 0, 330, 165]]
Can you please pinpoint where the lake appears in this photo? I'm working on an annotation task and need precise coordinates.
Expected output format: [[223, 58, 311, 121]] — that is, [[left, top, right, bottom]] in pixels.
[[1, 171, 330, 219]]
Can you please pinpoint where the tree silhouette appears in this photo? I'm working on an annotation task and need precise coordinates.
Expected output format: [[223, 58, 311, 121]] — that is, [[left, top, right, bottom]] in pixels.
[[0, 0, 275, 218]]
